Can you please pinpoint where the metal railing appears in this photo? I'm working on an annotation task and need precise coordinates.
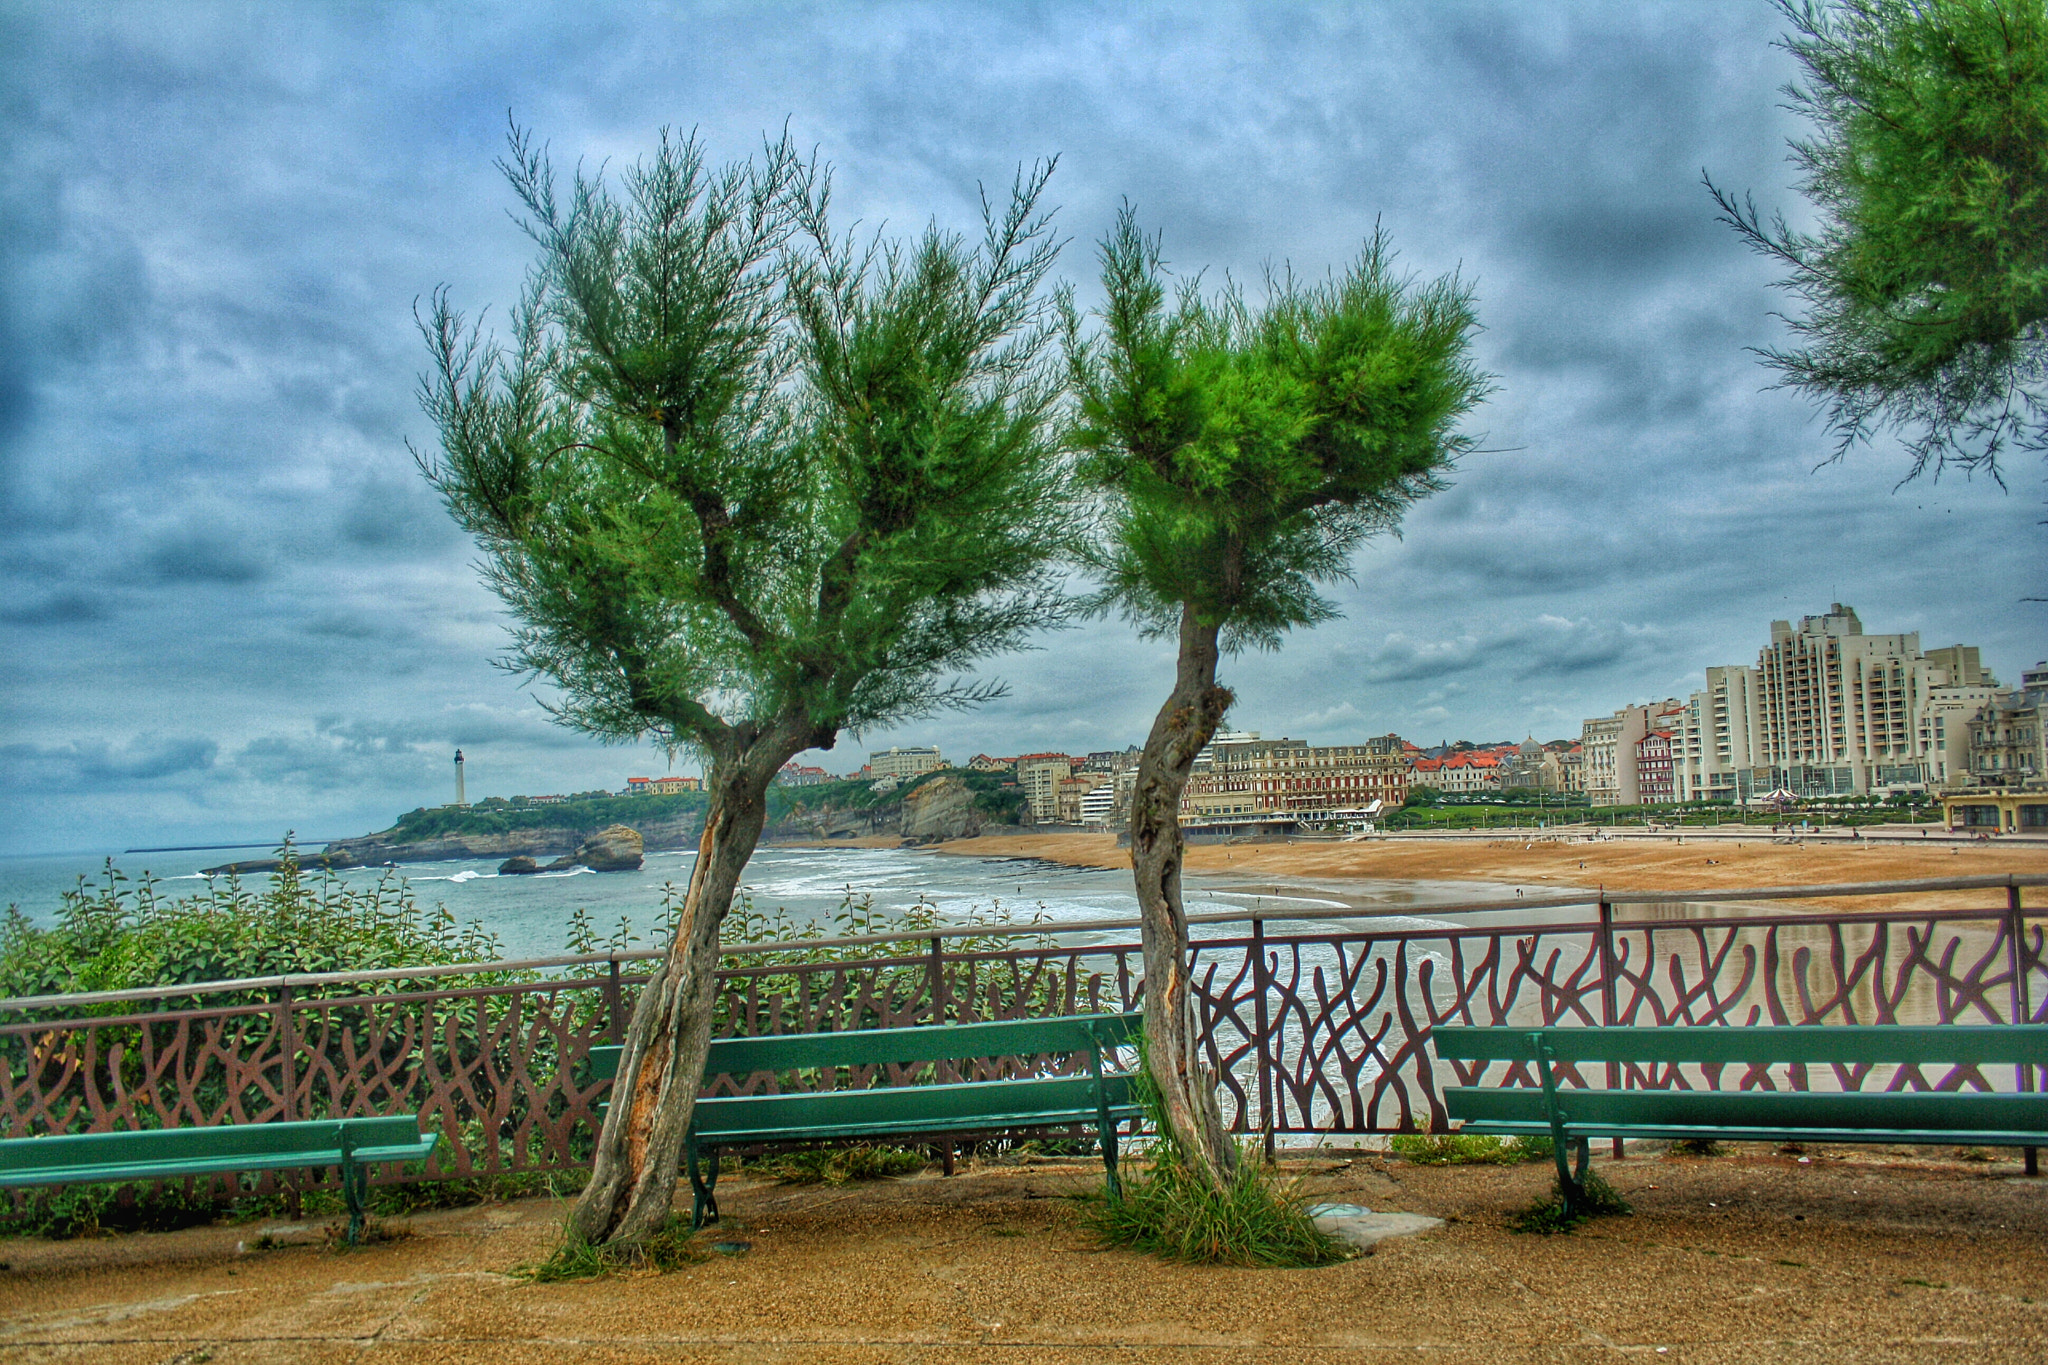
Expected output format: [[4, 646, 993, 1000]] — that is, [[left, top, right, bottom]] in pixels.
[[2, 875, 2040, 1182]]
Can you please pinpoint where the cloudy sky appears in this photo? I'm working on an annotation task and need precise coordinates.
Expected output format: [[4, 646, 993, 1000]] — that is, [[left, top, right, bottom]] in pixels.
[[3, 2, 2039, 855]]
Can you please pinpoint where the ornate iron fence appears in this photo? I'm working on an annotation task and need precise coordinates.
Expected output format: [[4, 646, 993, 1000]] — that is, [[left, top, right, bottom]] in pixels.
[[2, 875, 2039, 1183]]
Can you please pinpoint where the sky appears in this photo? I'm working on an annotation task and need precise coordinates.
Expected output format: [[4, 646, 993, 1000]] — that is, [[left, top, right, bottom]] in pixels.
[[3, 1, 2040, 856]]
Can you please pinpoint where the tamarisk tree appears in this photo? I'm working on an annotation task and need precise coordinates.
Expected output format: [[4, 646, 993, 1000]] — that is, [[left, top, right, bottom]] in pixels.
[[1710, 0, 2048, 485], [1061, 212, 1489, 1182], [417, 126, 1072, 1248]]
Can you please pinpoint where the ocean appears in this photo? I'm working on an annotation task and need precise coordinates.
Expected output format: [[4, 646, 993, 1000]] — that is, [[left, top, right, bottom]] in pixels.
[[0, 841, 1493, 964]]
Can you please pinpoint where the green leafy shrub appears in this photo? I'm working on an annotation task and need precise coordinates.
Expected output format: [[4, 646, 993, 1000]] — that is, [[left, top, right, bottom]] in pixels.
[[1509, 1168, 1632, 1235], [1087, 1060, 1348, 1268], [1389, 1132, 1553, 1165], [0, 837, 506, 1005], [745, 1144, 927, 1185], [518, 1212, 705, 1281]]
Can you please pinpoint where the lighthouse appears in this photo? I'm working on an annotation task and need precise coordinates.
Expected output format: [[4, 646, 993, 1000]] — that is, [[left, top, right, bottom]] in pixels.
[[454, 749, 468, 807]]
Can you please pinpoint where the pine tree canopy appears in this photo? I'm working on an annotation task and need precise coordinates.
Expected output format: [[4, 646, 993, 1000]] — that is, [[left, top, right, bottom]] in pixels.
[[1712, 0, 2048, 484], [1062, 208, 1491, 651], [415, 126, 1074, 768]]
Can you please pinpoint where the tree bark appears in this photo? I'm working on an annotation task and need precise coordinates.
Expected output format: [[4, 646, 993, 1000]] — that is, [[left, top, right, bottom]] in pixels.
[[566, 752, 776, 1247], [1128, 603, 1238, 1186]]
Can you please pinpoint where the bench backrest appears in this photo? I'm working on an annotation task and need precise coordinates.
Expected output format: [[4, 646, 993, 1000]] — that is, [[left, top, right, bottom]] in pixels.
[[1432, 1024, 2048, 1068], [585, 1011, 1142, 1083], [0, 1114, 426, 1174]]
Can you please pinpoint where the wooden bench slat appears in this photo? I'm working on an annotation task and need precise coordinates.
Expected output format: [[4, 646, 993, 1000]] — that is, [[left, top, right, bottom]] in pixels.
[[1433, 1024, 2048, 1067], [0, 1133, 441, 1190], [584, 1012, 1142, 1082], [0, 1116, 429, 1173], [1447, 1085, 2048, 1135], [579, 1014, 1145, 1230], [693, 1074, 1133, 1139], [1435, 1118, 2048, 1147]]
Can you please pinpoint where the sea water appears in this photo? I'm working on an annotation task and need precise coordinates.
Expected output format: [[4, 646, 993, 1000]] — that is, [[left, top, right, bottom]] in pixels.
[[1, 843, 1486, 963]]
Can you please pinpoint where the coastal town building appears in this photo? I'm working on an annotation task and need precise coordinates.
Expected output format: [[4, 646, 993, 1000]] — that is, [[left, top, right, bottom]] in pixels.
[[624, 775, 703, 795], [1413, 749, 1503, 795], [868, 746, 946, 782], [1056, 773, 1109, 824], [1644, 606, 2004, 803], [774, 763, 829, 786], [1015, 753, 1076, 821], [1636, 730, 1675, 804], [1960, 662, 2047, 790], [1580, 705, 1654, 806], [1079, 783, 1117, 827], [1181, 734, 1407, 822]]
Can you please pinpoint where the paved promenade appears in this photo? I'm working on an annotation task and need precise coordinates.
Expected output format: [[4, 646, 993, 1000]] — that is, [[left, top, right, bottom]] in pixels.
[[2, 1144, 2043, 1362]]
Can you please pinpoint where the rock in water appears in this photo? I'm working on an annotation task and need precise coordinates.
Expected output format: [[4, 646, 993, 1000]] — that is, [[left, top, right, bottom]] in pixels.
[[498, 856, 541, 875], [572, 824, 644, 872]]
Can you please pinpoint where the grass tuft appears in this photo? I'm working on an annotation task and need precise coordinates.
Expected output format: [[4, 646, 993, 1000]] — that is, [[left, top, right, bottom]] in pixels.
[[1509, 1169, 1632, 1235], [516, 1213, 706, 1282], [745, 1143, 927, 1186], [323, 1217, 413, 1251], [1670, 1138, 1722, 1157], [1088, 1140, 1351, 1267], [1087, 1060, 1349, 1268], [1390, 1132, 1553, 1166]]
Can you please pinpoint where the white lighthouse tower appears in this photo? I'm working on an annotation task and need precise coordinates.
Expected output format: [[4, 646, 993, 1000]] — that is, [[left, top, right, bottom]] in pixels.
[[454, 749, 468, 807]]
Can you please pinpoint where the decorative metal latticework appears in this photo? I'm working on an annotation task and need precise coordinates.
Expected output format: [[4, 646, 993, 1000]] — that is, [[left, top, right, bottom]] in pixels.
[[3, 882, 2039, 1183]]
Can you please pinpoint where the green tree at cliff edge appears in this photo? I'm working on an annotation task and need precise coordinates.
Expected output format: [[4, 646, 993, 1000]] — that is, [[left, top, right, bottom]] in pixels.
[[416, 124, 1074, 1250], [1061, 210, 1490, 1185]]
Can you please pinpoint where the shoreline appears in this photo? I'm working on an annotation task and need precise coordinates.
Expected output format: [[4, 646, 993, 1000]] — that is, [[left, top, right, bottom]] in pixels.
[[933, 829, 2048, 913]]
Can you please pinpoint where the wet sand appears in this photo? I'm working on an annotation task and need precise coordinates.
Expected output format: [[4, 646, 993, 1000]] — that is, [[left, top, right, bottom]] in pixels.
[[937, 831, 2048, 914]]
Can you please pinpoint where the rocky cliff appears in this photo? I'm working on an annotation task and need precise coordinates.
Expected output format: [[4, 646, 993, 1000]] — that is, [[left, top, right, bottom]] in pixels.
[[898, 774, 983, 843], [325, 812, 699, 865]]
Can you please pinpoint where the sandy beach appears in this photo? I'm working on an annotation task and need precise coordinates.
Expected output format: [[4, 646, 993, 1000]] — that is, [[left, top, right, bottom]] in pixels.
[[936, 829, 2048, 913]]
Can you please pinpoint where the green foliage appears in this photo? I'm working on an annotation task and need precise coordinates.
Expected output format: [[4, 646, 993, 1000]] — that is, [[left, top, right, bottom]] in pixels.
[[1389, 1132, 1554, 1165], [1671, 1138, 1723, 1157], [1089, 1138, 1349, 1268], [0, 1177, 224, 1239], [1062, 208, 1490, 650], [416, 124, 1077, 762], [1712, 0, 2048, 482], [773, 769, 1028, 826], [1087, 1059, 1348, 1268], [388, 791, 707, 842], [702, 887, 1062, 1036], [744, 1143, 927, 1185], [518, 1211, 706, 1281], [0, 839, 505, 1005], [1509, 1169, 1633, 1235]]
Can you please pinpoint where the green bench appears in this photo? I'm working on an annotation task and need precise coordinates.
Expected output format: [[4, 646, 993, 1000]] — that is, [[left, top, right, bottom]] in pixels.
[[587, 1011, 1143, 1227], [0, 1115, 441, 1244], [1435, 1025, 2048, 1213]]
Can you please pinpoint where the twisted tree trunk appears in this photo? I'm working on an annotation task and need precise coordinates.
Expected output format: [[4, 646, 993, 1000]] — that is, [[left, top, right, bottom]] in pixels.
[[566, 753, 775, 1247], [1128, 603, 1239, 1186]]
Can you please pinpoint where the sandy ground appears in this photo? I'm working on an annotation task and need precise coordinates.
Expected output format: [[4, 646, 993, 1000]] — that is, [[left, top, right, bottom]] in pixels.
[[935, 832, 2048, 913], [2, 1148, 2043, 1362]]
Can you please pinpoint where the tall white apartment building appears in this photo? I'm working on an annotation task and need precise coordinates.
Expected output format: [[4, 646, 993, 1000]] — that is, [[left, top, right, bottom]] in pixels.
[[1659, 605, 2002, 802]]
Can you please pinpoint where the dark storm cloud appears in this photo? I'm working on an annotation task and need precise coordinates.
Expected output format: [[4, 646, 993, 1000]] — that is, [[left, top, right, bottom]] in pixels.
[[138, 528, 270, 584], [1340, 615, 1662, 688], [2, 735, 218, 792], [0, 590, 107, 626], [2, 2, 2040, 853]]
